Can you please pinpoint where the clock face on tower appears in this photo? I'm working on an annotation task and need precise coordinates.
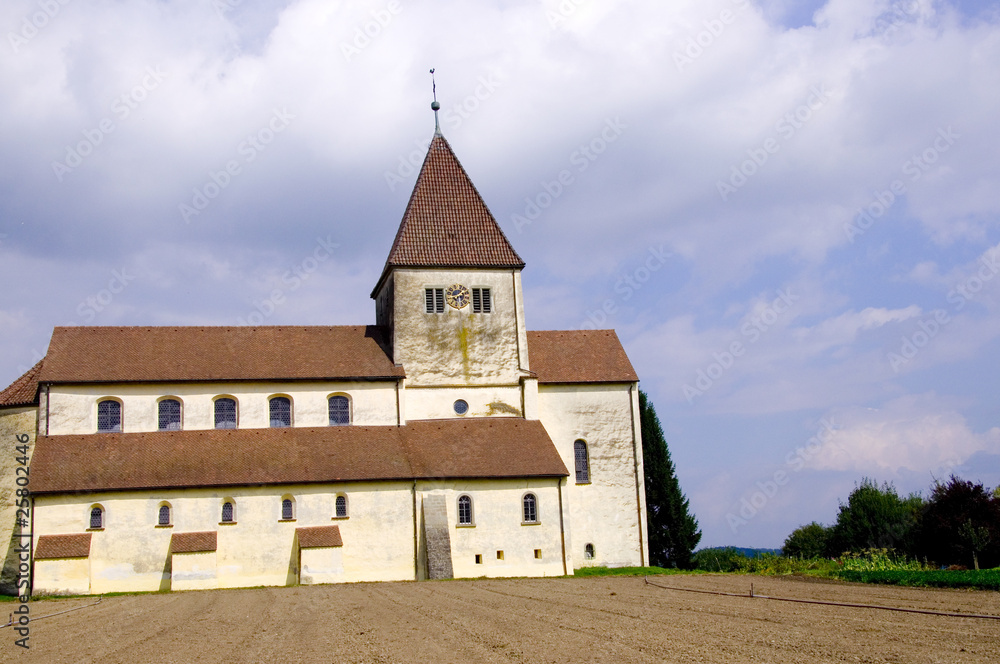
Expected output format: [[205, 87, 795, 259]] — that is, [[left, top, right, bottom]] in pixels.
[[445, 284, 470, 309]]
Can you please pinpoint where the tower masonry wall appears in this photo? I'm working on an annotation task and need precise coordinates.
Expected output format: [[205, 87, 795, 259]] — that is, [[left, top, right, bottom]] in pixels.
[[389, 269, 530, 387]]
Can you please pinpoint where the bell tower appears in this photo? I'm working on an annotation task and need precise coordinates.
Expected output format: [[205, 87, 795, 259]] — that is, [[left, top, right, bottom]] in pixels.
[[371, 78, 531, 394]]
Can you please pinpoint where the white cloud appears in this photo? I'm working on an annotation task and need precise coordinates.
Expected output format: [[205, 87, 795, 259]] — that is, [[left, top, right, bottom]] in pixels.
[[807, 394, 1000, 474]]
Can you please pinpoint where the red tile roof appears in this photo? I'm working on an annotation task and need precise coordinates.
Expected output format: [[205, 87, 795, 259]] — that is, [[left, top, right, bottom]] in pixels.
[[34, 533, 92, 559], [297, 525, 343, 548], [0, 361, 43, 407], [527, 330, 638, 383], [29, 419, 567, 494], [35, 325, 403, 384], [171, 531, 217, 553], [374, 134, 524, 295]]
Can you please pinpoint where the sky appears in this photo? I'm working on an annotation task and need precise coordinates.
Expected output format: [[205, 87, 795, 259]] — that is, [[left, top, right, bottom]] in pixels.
[[2, 0, 1000, 549]]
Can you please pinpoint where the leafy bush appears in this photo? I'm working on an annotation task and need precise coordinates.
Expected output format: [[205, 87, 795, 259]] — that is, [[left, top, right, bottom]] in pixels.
[[693, 548, 837, 575], [835, 568, 1000, 590], [692, 547, 748, 572], [573, 566, 679, 577], [839, 548, 924, 572]]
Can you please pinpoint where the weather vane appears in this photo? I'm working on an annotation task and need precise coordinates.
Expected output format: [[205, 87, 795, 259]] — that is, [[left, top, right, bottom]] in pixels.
[[430, 68, 441, 135]]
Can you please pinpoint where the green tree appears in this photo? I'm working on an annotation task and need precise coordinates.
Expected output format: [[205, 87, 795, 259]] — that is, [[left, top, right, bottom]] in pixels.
[[917, 476, 1000, 568], [827, 478, 923, 556], [782, 522, 830, 559], [640, 390, 701, 568]]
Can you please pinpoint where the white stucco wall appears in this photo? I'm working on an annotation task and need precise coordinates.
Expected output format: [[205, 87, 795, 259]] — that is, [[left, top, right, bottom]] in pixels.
[[299, 546, 344, 585], [31, 475, 576, 594], [386, 269, 530, 387], [33, 558, 90, 596], [32, 481, 418, 595], [404, 385, 523, 420], [171, 551, 217, 591], [46, 381, 399, 435], [424, 479, 566, 579], [537, 383, 647, 570]]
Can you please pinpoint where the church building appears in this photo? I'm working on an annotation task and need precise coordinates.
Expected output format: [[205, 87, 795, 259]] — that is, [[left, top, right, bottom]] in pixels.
[[0, 114, 648, 595]]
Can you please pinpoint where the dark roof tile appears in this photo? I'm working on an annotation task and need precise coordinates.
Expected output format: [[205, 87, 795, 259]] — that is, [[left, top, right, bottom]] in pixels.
[[34, 533, 92, 559], [0, 360, 43, 407], [36, 325, 403, 384], [297, 525, 343, 548], [374, 135, 523, 294], [29, 419, 566, 494], [527, 330, 638, 383], [171, 531, 217, 553]]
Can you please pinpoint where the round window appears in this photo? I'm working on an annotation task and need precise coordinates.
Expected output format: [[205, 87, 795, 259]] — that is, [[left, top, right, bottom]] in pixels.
[[454, 399, 469, 415]]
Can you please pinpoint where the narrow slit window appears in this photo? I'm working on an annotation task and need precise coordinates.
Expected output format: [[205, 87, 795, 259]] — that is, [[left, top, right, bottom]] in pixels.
[[215, 398, 237, 429], [425, 288, 444, 314], [574, 440, 590, 483], [335, 495, 348, 518], [158, 399, 182, 431], [472, 288, 491, 313], [585, 543, 595, 559], [522, 493, 538, 523], [458, 495, 473, 525], [496, 550, 504, 560], [534, 549, 542, 559]]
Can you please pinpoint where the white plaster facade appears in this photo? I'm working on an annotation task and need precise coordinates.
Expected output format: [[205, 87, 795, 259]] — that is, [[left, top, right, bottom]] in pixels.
[[6, 128, 649, 596]]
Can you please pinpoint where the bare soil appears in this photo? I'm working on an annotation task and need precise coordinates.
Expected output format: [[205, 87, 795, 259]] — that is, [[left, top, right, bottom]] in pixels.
[[3, 574, 999, 663]]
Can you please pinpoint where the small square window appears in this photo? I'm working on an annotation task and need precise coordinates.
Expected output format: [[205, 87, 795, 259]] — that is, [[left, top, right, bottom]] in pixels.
[[475, 554, 483, 564], [496, 550, 504, 561], [534, 549, 542, 559]]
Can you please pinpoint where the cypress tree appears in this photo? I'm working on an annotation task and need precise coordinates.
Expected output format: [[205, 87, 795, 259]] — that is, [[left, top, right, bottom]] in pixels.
[[639, 390, 701, 568]]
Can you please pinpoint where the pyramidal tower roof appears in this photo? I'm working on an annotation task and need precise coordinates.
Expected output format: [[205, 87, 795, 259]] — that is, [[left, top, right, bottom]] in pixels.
[[373, 132, 525, 293]]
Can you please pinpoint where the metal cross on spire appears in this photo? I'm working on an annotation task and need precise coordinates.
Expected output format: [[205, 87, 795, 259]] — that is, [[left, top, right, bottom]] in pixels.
[[430, 68, 441, 135]]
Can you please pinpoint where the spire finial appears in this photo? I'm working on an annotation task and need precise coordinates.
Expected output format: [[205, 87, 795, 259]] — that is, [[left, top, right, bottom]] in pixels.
[[430, 68, 441, 135]]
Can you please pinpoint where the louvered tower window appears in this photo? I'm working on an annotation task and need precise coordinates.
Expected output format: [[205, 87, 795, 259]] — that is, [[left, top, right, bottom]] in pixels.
[[425, 288, 444, 313], [472, 288, 491, 313]]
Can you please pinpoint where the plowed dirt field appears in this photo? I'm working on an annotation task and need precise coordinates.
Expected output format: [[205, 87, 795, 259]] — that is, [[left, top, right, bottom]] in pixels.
[[4, 574, 998, 663]]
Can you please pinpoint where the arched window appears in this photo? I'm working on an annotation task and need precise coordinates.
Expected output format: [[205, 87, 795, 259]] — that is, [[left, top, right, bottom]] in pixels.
[[214, 397, 237, 429], [457, 495, 473, 526], [158, 398, 182, 431], [281, 497, 295, 521], [90, 506, 104, 529], [585, 543, 595, 560], [328, 395, 351, 426], [97, 399, 121, 433], [269, 396, 291, 428], [221, 500, 235, 523], [574, 440, 590, 483], [335, 495, 348, 518], [158, 503, 171, 526], [522, 493, 538, 524]]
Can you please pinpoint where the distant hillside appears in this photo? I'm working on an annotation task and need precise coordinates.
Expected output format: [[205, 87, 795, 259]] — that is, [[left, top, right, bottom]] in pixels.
[[696, 546, 782, 558]]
